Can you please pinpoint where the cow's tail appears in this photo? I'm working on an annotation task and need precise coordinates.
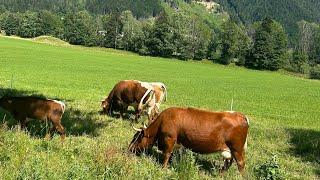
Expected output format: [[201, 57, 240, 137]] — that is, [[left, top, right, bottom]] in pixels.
[[244, 115, 250, 151], [162, 84, 167, 102]]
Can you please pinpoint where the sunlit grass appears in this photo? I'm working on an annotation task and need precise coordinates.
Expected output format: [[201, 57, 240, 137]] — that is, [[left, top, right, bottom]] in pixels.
[[0, 36, 319, 179]]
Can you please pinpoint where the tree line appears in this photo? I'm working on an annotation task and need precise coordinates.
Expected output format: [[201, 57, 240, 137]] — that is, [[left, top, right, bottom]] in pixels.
[[0, 9, 319, 79]]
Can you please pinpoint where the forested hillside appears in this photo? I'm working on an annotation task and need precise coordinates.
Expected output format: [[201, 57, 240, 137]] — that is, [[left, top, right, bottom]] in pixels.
[[0, 0, 162, 18], [216, 0, 320, 40]]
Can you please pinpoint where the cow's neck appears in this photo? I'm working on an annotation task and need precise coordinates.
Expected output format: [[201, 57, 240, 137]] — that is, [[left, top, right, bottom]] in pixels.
[[144, 118, 161, 144]]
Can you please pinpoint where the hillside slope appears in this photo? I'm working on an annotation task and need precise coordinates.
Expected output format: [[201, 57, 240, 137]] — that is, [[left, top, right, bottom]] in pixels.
[[0, 0, 220, 19], [0, 36, 319, 179], [216, 0, 320, 39], [0, 0, 163, 18]]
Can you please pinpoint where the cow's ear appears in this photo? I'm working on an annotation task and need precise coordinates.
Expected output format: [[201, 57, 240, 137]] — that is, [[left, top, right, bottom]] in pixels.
[[100, 101, 105, 107], [8, 100, 12, 104]]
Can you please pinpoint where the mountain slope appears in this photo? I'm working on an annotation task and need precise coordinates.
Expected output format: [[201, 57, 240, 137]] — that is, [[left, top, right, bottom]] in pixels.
[[0, 0, 162, 18], [215, 0, 320, 39]]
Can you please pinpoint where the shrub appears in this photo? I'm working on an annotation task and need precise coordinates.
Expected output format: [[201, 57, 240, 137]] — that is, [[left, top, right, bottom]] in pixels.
[[254, 155, 283, 180], [171, 148, 200, 179], [310, 65, 320, 79], [290, 50, 309, 73]]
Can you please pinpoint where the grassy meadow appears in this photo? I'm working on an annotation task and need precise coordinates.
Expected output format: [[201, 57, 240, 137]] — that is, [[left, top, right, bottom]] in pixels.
[[0, 36, 319, 179]]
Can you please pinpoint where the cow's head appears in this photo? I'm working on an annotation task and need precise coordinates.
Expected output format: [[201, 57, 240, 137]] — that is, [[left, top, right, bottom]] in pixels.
[[128, 125, 153, 153], [0, 96, 13, 110], [100, 99, 110, 114]]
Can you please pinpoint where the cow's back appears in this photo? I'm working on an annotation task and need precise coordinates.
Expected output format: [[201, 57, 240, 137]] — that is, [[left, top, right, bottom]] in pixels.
[[115, 80, 149, 105], [11, 97, 64, 120]]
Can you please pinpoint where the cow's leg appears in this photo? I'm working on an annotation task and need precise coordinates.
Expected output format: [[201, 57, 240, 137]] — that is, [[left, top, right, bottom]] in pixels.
[[45, 121, 55, 140], [20, 120, 27, 129], [219, 147, 233, 173], [232, 150, 245, 174], [134, 109, 141, 122], [120, 105, 127, 119], [162, 136, 176, 168], [51, 118, 65, 141], [222, 158, 233, 172], [146, 108, 152, 124], [15, 115, 27, 130]]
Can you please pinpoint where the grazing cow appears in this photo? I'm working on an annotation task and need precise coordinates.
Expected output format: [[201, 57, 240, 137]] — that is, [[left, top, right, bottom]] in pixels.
[[129, 107, 249, 173], [0, 96, 66, 140], [101, 80, 158, 122]]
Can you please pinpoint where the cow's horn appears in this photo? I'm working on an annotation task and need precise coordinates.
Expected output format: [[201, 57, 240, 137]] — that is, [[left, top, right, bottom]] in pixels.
[[132, 125, 142, 132], [144, 90, 155, 107], [143, 123, 147, 129]]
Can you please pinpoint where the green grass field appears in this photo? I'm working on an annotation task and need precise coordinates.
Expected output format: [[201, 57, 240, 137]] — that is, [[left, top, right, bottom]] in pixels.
[[0, 36, 319, 179]]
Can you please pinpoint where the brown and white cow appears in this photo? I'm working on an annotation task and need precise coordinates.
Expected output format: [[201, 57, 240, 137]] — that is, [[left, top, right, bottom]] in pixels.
[[101, 80, 158, 122], [0, 96, 66, 140], [129, 107, 249, 173]]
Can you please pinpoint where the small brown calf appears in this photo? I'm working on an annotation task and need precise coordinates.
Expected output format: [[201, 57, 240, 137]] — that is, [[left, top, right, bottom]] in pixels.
[[0, 96, 66, 140]]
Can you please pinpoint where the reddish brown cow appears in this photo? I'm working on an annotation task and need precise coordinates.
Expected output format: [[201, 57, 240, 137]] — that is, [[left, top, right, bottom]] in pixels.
[[0, 96, 66, 140], [129, 107, 249, 173], [101, 80, 157, 121]]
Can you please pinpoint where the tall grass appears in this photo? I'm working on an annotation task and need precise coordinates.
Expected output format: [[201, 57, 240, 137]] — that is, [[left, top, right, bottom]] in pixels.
[[0, 36, 319, 179]]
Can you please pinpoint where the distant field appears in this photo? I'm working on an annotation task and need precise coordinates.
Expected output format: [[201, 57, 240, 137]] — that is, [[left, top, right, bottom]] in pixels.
[[0, 36, 319, 179]]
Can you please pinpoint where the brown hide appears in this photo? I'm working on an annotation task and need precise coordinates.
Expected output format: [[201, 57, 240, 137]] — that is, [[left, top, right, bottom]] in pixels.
[[0, 96, 66, 140], [129, 107, 249, 173], [101, 80, 154, 120]]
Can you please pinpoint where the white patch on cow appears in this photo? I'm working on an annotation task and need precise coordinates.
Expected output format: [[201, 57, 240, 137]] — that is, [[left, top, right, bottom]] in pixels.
[[150, 82, 167, 103], [155, 103, 160, 111], [147, 107, 152, 115], [244, 137, 248, 150], [149, 82, 165, 87], [225, 111, 235, 113], [139, 81, 153, 89], [245, 115, 250, 125], [52, 100, 65, 113], [221, 149, 232, 159], [244, 116, 249, 151]]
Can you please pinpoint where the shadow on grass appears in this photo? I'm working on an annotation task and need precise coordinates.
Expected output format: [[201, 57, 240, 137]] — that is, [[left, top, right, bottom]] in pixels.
[[195, 155, 220, 175], [287, 128, 320, 176], [0, 87, 73, 102], [61, 107, 107, 137], [0, 87, 107, 138], [104, 109, 136, 121], [103, 108, 150, 126]]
